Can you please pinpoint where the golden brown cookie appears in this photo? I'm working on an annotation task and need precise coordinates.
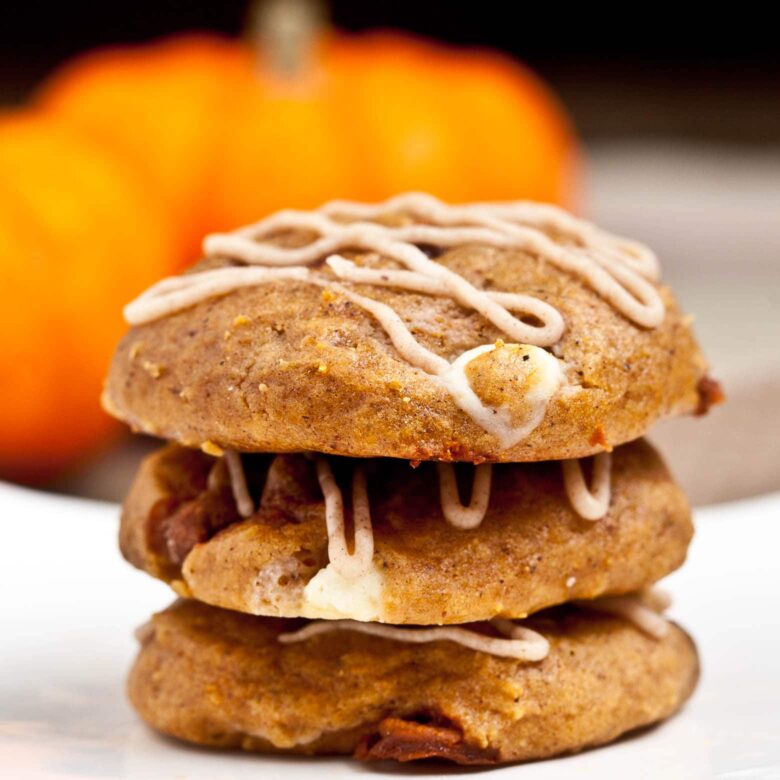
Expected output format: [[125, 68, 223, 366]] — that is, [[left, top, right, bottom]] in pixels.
[[120, 439, 692, 624], [103, 197, 715, 463], [128, 599, 699, 765]]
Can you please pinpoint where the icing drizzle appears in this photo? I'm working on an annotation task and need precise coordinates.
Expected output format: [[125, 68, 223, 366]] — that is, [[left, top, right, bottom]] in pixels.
[[577, 589, 671, 639], [125, 192, 664, 449], [437, 462, 493, 529], [278, 616, 550, 661], [277, 590, 671, 659], [562, 452, 612, 521], [219, 451, 612, 577], [314, 456, 374, 579]]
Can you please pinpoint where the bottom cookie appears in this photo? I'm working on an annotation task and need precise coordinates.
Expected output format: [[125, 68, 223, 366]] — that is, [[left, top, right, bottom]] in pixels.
[[129, 599, 699, 765]]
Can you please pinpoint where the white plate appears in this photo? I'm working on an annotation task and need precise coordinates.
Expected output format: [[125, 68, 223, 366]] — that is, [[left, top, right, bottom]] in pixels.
[[1, 482, 779, 780]]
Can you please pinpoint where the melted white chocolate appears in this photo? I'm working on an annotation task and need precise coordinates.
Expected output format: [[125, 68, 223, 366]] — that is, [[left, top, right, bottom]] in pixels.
[[301, 561, 385, 622], [213, 454, 638, 636], [562, 452, 612, 521], [125, 193, 665, 448], [437, 343, 565, 449]]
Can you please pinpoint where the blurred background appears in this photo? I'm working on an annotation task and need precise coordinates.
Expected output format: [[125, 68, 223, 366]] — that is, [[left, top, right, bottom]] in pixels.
[[1, 0, 778, 505]]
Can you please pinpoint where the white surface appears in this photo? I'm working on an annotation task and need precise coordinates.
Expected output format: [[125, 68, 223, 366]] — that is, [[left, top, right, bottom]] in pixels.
[[1, 482, 779, 779], [589, 142, 780, 504]]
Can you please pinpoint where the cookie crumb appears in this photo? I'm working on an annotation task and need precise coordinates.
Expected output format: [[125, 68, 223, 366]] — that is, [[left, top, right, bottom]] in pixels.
[[233, 314, 252, 327], [201, 440, 224, 457], [204, 683, 223, 706], [695, 376, 725, 416], [170, 579, 193, 598], [142, 360, 164, 379], [589, 426, 611, 450]]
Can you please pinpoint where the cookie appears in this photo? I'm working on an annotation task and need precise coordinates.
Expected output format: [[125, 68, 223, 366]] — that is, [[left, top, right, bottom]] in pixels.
[[104, 194, 717, 462], [121, 439, 692, 624], [128, 598, 699, 764]]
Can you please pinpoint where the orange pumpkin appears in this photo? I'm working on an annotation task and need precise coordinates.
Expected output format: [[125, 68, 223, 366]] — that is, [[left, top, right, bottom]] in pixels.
[[209, 31, 577, 230], [10, 22, 577, 481], [0, 113, 173, 480], [38, 34, 246, 265], [40, 29, 578, 238]]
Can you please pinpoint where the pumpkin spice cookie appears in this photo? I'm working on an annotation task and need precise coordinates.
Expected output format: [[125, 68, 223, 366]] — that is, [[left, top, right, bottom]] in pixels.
[[120, 439, 692, 624], [105, 193, 711, 768], [103, 193, 719, 463], [128, 597, 699, 765]]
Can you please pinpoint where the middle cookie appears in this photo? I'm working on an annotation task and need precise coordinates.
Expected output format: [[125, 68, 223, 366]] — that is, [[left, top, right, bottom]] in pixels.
[[121, 439, 691, 624]]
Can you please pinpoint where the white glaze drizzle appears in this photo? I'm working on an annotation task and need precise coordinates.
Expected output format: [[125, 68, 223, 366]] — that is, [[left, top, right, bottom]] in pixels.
[[210, 452, 648, 639], [321, 193, 660, 282], [124, 266, 310, 325], [198, 193, 663, 328], [278, 616, 549, 661], [199, 193, 665, 330], [583, 590, 670, 639], [315, 457, 374, 580], [124, 193, 665, 449], [278, 590, 670, 657], [324, 280, 448, 375], [219, 450, 613, 572], [325, 255, 565, 346], [437, 462, 493, 529], [223, 451, 255, 518], [562, 452, 612, 521], [643, 587, 672, 612]]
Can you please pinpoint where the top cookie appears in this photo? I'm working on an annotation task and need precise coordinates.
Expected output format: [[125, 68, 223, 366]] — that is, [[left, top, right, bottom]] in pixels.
[[104, 193, 716, 462]]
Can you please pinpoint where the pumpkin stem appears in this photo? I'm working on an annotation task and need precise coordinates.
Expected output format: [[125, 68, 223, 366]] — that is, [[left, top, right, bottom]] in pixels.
[[249, 0, 326, 79]]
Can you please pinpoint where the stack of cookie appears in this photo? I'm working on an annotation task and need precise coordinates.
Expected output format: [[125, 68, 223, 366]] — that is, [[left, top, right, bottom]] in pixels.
[[105, 193, 720, 765]]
